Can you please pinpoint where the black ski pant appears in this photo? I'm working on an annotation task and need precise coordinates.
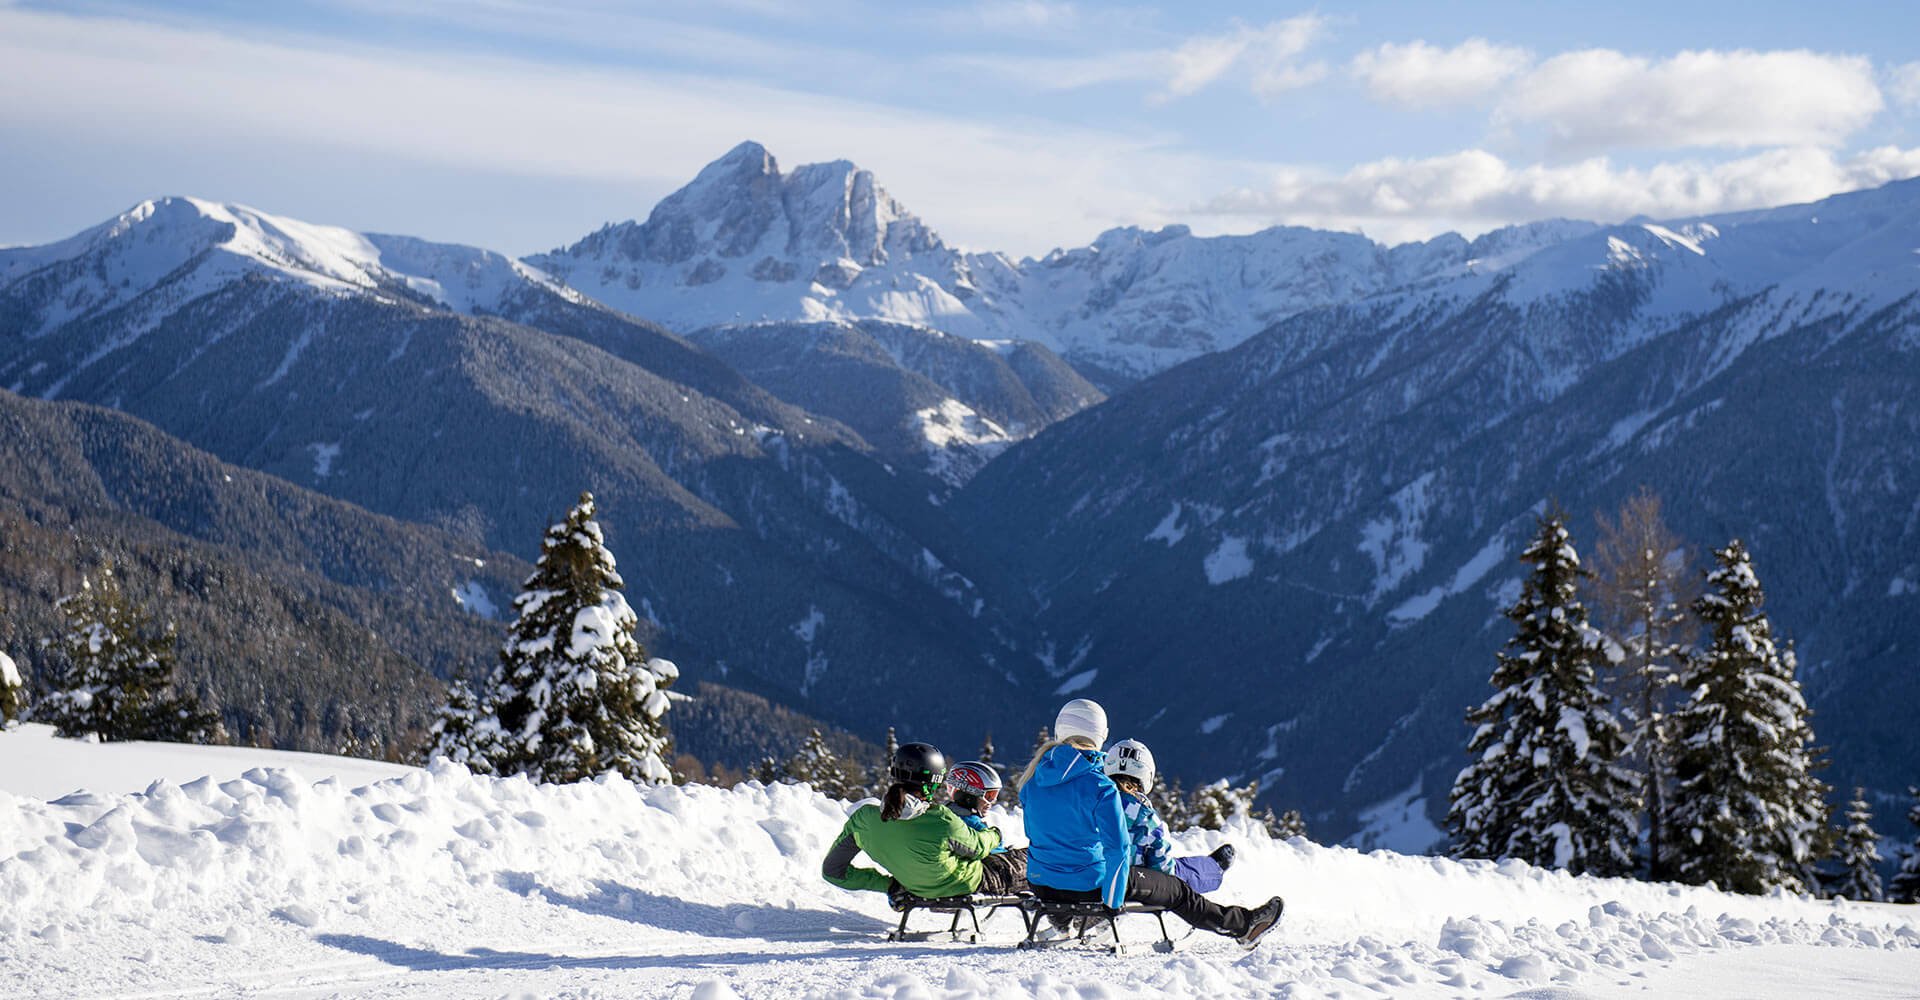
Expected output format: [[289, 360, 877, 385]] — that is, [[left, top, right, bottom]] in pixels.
[[1033, 867, 1252, 936]]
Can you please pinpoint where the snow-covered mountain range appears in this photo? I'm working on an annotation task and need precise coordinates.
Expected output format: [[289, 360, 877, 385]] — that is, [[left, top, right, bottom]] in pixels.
[[529, 141, 1598, 384], [5, 154, 1920, 844], [955, 176, 1920, 836], [2, 726, 1916, 998]]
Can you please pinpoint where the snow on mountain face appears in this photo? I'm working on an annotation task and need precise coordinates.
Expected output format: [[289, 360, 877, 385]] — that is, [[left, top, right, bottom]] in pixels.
[[530, 141, 997, 339], [531, 143, 1603, 383], [0, 197, 580, 340], [3, 730, 1916, 999], [953, 176, 1920, 834]]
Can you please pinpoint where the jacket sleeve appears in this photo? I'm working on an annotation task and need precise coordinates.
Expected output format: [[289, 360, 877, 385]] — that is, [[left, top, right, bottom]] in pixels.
[[821, 813, 893, 893], [941, 806, 1002, 861], [1134, 800, 1175, 873], [1094, 782, 1131, 909]]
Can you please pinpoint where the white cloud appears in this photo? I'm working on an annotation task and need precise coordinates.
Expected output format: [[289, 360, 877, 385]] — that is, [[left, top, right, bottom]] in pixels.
[[1350, 39, 1532, 108], [1195, 145, 1920, 243], [0, 7, 1244, 257], [1497, 49, 1883, 153], [1891, 62, 1920, 108], [1161, 16, 1328, 101], [931, 15, 1328, 103]]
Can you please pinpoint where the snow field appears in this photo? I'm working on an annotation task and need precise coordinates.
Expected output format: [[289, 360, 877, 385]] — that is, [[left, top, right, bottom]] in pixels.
[[2, 731, 1917, 999]]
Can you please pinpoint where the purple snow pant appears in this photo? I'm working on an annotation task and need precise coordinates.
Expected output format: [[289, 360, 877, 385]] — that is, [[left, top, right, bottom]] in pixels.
[[1173, 855, 1224, 893]]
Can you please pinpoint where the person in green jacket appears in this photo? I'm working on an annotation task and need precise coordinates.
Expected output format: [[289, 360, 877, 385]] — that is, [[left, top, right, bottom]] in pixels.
[[822, 742, 1028, 902]]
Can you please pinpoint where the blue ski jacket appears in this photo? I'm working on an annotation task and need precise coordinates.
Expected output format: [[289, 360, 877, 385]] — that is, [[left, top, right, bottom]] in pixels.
[[1020, 744, 1131, 908]]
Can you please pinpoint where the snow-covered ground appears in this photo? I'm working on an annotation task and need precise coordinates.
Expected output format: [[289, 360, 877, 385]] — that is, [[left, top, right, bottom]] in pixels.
[[2, 724, 1915, 999]]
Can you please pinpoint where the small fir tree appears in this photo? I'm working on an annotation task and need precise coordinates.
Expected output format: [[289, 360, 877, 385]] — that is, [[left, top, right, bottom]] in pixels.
[[1593, 488, 1693, 878], [749, 756, 782, 785], [35, 571, 220, 743], [1151, 776, 1194, 831], [786, 728, 862, 800], [1191, 779, 1258, 830], [1264, 807, 1309, 840], [0, 650, 26, 725], [978, 732, 996, 766], [1447, 514, 1640, 876], [426, 680, 494, 773], [1834, 789, 1884, 902], [1890, 786, 1920, 904], [456, 493, 679, 784], [1665, 540, 1831, 895]]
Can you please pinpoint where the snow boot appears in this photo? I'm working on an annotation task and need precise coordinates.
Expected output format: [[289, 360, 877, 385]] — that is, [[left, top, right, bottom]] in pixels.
[[1236, 896, 1284, 949]]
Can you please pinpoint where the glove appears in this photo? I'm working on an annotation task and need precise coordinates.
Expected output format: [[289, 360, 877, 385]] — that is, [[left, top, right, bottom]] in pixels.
[[887, 879, 916, 912]]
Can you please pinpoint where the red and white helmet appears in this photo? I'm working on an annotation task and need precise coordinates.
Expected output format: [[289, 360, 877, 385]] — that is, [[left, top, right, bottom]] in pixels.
[[1103, 739, 1156, 793], [944, 760, 1003, 813]]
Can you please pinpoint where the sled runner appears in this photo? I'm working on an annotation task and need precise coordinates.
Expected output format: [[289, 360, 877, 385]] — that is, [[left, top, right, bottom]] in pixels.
[[1014, 898, 1177, 955], [884, 892, 1029, 943]]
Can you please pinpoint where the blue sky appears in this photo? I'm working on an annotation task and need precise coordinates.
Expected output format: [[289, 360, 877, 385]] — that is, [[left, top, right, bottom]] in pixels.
[[3, 0, 1919, 256]]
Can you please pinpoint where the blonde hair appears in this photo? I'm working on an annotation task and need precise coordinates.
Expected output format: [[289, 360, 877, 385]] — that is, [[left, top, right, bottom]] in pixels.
[[1015, 734, 1099, 790]]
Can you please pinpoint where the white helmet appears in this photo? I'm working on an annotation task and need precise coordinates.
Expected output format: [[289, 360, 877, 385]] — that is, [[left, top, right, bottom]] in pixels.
[[1103, 739, 1156, 793]]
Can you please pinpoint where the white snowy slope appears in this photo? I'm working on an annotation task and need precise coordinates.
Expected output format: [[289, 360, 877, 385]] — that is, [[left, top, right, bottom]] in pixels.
[[0, 196, 583, 341], [3, 725, 1916, 999]]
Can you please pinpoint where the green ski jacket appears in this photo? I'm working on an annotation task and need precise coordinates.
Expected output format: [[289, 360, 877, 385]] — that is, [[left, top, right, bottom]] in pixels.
[[821, 800, 1002, 897]]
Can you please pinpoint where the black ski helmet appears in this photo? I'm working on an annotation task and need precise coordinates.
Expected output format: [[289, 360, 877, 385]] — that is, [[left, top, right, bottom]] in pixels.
[[889, 742, 947, 790]]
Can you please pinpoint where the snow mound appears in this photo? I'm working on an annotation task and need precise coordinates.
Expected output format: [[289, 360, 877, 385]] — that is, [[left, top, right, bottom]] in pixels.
[[0, 730, 1915, 997]]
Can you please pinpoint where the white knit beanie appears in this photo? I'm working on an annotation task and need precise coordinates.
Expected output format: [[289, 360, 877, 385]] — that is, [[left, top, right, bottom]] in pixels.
[[1053, 698, 1108, 747]]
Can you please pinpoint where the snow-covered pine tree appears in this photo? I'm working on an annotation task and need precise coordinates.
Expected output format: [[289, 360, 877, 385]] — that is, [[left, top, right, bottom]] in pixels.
[[1665, 539, 1831, 895], [1191, 780, 1259, 831], [1150, 775, 1194, 831], [786, 728, 861, 800], [1264, 807, 1309, 840], [1834, 789, 1884, 902], [978, 732, 995, 766], [1447, 514, 1640, 876], [470, 492, 679, 784], [0, 650, 26, 725], [35, 571, 220, 743], [1593, 487, 1693, 879], [1889, 786, 1920, 904], [426, 680, 494, 773]]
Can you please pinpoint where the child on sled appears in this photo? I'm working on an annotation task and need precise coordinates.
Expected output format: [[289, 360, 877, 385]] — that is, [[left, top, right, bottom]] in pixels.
[[1103, 739, 1236, 893]]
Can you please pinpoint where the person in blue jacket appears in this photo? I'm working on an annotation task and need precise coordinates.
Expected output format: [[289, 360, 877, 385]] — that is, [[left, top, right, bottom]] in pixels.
[[1016, 698, 1285, 947]]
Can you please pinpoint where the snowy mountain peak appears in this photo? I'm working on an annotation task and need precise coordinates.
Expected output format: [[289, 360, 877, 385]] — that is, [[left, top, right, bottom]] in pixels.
[[0, 197, 580, 336], [528, 143, 978, 334]]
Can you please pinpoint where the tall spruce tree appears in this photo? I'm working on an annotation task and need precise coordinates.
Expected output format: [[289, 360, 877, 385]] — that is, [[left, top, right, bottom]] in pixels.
[[1448, 514, 1640, 876], [1834, 789, 1884, 902], [35, 571, 220, 743], [454, 493, 680, 784], [1665, 540, 1831, 895], [1593, 488, 1693, 879], [1890, 786, 1920, 904], [0, 650, 26, 725]]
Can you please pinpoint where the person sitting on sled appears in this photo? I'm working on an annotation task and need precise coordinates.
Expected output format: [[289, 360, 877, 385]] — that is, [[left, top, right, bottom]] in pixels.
[[1103, 738, 1236, 893], [821, 742, 1028, 907], [1018, 698, 1284, 947], [943, 760, 1010, 854]]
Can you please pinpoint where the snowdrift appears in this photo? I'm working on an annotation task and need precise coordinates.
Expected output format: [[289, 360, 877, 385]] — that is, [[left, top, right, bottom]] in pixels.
[[1, 726, 1916, 998]]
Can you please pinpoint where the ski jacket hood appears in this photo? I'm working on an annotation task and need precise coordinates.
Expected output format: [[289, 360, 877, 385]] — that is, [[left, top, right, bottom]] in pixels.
[[1021, 744, 1131, 908]]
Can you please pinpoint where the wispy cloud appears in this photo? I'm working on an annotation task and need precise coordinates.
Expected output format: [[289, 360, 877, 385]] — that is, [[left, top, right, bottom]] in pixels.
[[0, 6, 1244, 255], [1350, 38, 1531, 108], [1497, 49, 1884, 154], [937, 14, 1328, 103], [1194, 145, 1920, 242], [1159, 15, 1327, 101], [1890, 61, 1920, 109]]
